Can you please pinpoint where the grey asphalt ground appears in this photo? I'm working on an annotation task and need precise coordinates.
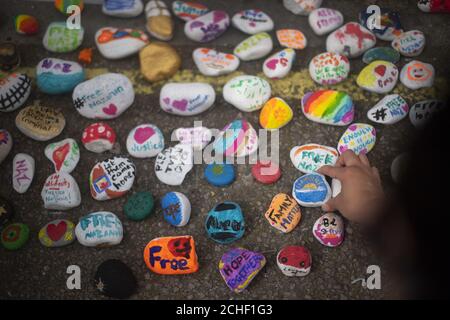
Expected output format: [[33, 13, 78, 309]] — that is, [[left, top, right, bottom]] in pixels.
[[0, 0, 449, 300]]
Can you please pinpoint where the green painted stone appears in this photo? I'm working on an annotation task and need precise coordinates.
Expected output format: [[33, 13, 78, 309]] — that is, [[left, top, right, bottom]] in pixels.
[[362, 47, 400, 64], [1, 223, 29, 250], [124, 192, 154, 221], [42, 22, 84, 53]]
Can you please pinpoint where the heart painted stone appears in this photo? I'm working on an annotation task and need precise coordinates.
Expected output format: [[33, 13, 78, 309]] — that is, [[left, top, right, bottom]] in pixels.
[[301, 90, 354, 126], [219, 248, 266, 293], [232, 9, 274, 35], [193, 48, 239, 76], [234, 32, 273, 61], [1, 223, 29, 250], [326, 22, 376, 58], [39, 219, 75, 247], [263, 48, 296, 79], [75, 211, 123, 247], [174, 126, 212, 150], [392, 30, 426, 57], [251, 160, 281, 184], [143, 235, 199, 275], [205, 202, 245, 244], [337, 123, 376, 155], [204, 163, 235, 187], [313, 212, 345, 247], [362, 47, 400, 64], [409, 100, 445, 128], [265, 193, 301, 233], [0, 129, 13, 165], [276, 29, 307, 50], [400, 60, 435, 90], [155, 144, 193, 186], [0, 73, 32, 113], [290, 144, 338, 174], [367, 94, 409, 125], [82, 122, 116, 153], [145, 0, 174, 41], [95, 27, 149, 59], [41, 172, 81, 210], [359, 7, 403, 41], [357, 60, 399, 94], [283, 0, 323, 15], [213, 119, 259, 158], [73, 73, 134, 119], [292, 173, 331, 207], [184, 10, 230, 42], [259, 97, 293, 130], [308, 8, 343, 35], [172, 1, 209, 21], [43, 21, 84, 53], [277, 245, 312, 277], [102, 0, 143, 18], [12, 153, 34, 194], [140, 42, 181, 82], [223, 75, 271, 112], [44, 138, 80, 173], [126, 124, 164, 158], [124, 191, 154, 221], [309, 52, 350, 85], [16, 105, 66, 141], [161, 192, 191, 227], [36, 58, 85, 95]]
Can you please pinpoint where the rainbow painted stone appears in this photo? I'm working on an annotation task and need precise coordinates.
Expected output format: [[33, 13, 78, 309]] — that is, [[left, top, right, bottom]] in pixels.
[[292, 173, 331, 207], [219, 248, 266, 293], [337, 123, 376, 155], [301, 90, 354, 126], [54, 0, 84, 15], [14, 15, 39, 35], [213, 119, 258, 158]]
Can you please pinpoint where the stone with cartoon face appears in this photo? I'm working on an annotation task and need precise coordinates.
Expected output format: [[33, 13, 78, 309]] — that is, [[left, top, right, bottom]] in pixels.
[[400, 60, 435, 90], [277, 245, 312, 277]]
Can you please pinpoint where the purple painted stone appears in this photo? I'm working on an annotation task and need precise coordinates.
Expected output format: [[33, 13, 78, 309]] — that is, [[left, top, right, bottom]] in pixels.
[[219, 248, 266, 293], [184, 10, 230, 42]]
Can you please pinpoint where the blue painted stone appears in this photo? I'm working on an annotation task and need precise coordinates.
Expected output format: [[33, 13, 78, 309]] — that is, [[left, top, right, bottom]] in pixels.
[[359, 7, 402, 41], [292, 173, 331, 208], [36, 58, 85, 94], [161, 192, 191, 227], [205, 202, 245, 244], [204, 163, 235, 187], [362, 47, 400, 64]]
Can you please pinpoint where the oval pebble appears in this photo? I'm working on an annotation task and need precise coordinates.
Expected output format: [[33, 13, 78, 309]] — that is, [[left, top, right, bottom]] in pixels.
[[0, 129, 13, 165], [205, 163, 235, 187], [277, 245, 312, 277], [357, 60, 399, 94], [38, 219, 75, 248], [263, 48, 295, 79], [232, 9, 274, 35], [312, 212, 344, 247], [82, 122, 116, 153], [251, 160, 281, 184], [409, 100, 445, 128], [290, 144, 338, 174], [292, 173, 331, 207], [206, 202, 245, 244], [15, 105, 65, 141], [362, 47, 400, 64], [259, 97, 293, 130], [309, 52, 350, 85], [184, 10, 230, 42], [213, 119, 259, 158], [161, 191, 191, 227], [337, 123, 376, 155], [308, 8, 343, 36], [124, 191, 154, 221], [265, 193, 301, 233], [400, 60, 435, 90], [233, 32, 273, 61], [193, 48, 239, 77], [1, 223, 29, 250], [392, 30, 426, 57], [126, 124, 164, 158], [223, 75, 271, 112], [75, 211, 123, 247], [155, 144, 193, 186], [94, 259, 137, 299], [36, 58, 85, 95], [367, 94, 409, 125], [326, 22, 376, 58]]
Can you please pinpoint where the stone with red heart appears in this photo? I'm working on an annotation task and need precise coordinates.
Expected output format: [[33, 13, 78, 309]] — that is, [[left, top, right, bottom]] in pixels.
[[126, 124, 164, 158], [44, 138, 80, 173], [263, 48, 296, 79], [39, 219, 75, 247]]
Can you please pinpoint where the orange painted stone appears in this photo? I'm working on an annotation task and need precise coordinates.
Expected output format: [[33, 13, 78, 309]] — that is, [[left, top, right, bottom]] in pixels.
[[276, 29, 307, 50], [259, 97, 293, 130], [264, 193, 301, 233], [143, 235, 199, 275]]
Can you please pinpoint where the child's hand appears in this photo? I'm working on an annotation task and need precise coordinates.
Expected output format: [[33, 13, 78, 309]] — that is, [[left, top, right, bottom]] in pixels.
[[317, 150, 385, 225]]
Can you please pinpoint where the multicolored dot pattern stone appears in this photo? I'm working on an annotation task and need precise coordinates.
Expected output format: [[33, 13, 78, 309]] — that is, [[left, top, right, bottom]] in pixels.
[[259, 97, 293, 130], [265, 193, 301, 233], [124, 191, 154, 221], [337, 123, 376, 155], [292, 173, 331, 207], [82, 122, 116, 153], [1, 223, 29, 250], [313, 212, 345, 247], [206, 202, 245, 244]]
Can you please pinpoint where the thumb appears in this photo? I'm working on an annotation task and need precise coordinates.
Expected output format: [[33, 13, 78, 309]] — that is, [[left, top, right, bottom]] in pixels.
[[317, 165, 346, 180]]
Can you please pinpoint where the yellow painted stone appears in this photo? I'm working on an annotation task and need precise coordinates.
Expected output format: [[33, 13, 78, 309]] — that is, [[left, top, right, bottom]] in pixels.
[[147, 15, 174, 40], [139, 42, 181, 82], [259, 97, 293, 130]]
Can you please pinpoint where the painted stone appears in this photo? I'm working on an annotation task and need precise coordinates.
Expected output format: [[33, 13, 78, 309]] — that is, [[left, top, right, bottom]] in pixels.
[[0, 197, 14, 227], [55, 0, 84, 14], [16, 105, 65, 141], [409, 100, 445, 128], [41, 172, 81, 210], [265, 193, 301, 233], [276, 29, 307, 50], [309, 52, 350, 85], [44, 138, 80, 173], [418, 0, 450, 13], [145, 0, 174, 41], [126, 124, 164, 158], [301, 90, 354, 126], [362, 47, 400, 64], [160, 82, 215, 116], [72, 73, 134, 119], [36, 58, 85, 95], [38, 219, 75, 247], [277, 245, 312, 277], [213, 119, 259, 157], [234, 32, 273, 61], [174, 126, 212, 150], [263, 48, 296, 79], [206, 202, 245, 244], [251, 160, 281, 184], [172, 1, 209, 21], [205, 163, 235, 187], [155, 144, 193, 186], [193, 48, 239, 76], [391, 153, 409, 184], [14, 14, 39, 35], [337, 123, 377, 155], [0, 129, 13, 164], [400, 60, 435, 90], [331, 178, 342, 198], [184, 10, 230, 42], [1, 223, 29, 250], [359, 7, 403, 41], [283, 0, 323, 15], [82, 122, 116, 153], [292, 173, 331, 207], [95, 27, 148, 60], [43, 22, 84, 53], [0, 41, 20, 72], [219, 248, 266, 293], [308, 8, 343, 36], [368, 94, 409, 125], [232, 10, 274, 35], [143, 235, 199, 275], [139, 42, 181, 82], [312, 212, 344, 247], [162, 192, 191, 227], [223, 75, 271, 112], [12, 153, 35, 194], [356, 61, 399, 94], [392, 30, 426, 57], [290, 144, 338, 174], [94, 259, 137, 299], [326, 22, 376, 58], [124, 191, 154, 221], [75, 211, 123, 247], [89, 156, 136, 201], [259, 97, 293, 130], [102, 0, 143, 18], [0, 73, 32, 113]]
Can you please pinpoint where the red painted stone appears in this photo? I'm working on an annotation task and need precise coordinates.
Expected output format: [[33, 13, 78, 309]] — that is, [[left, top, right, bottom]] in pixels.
[[251, 160, 281, 184]]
